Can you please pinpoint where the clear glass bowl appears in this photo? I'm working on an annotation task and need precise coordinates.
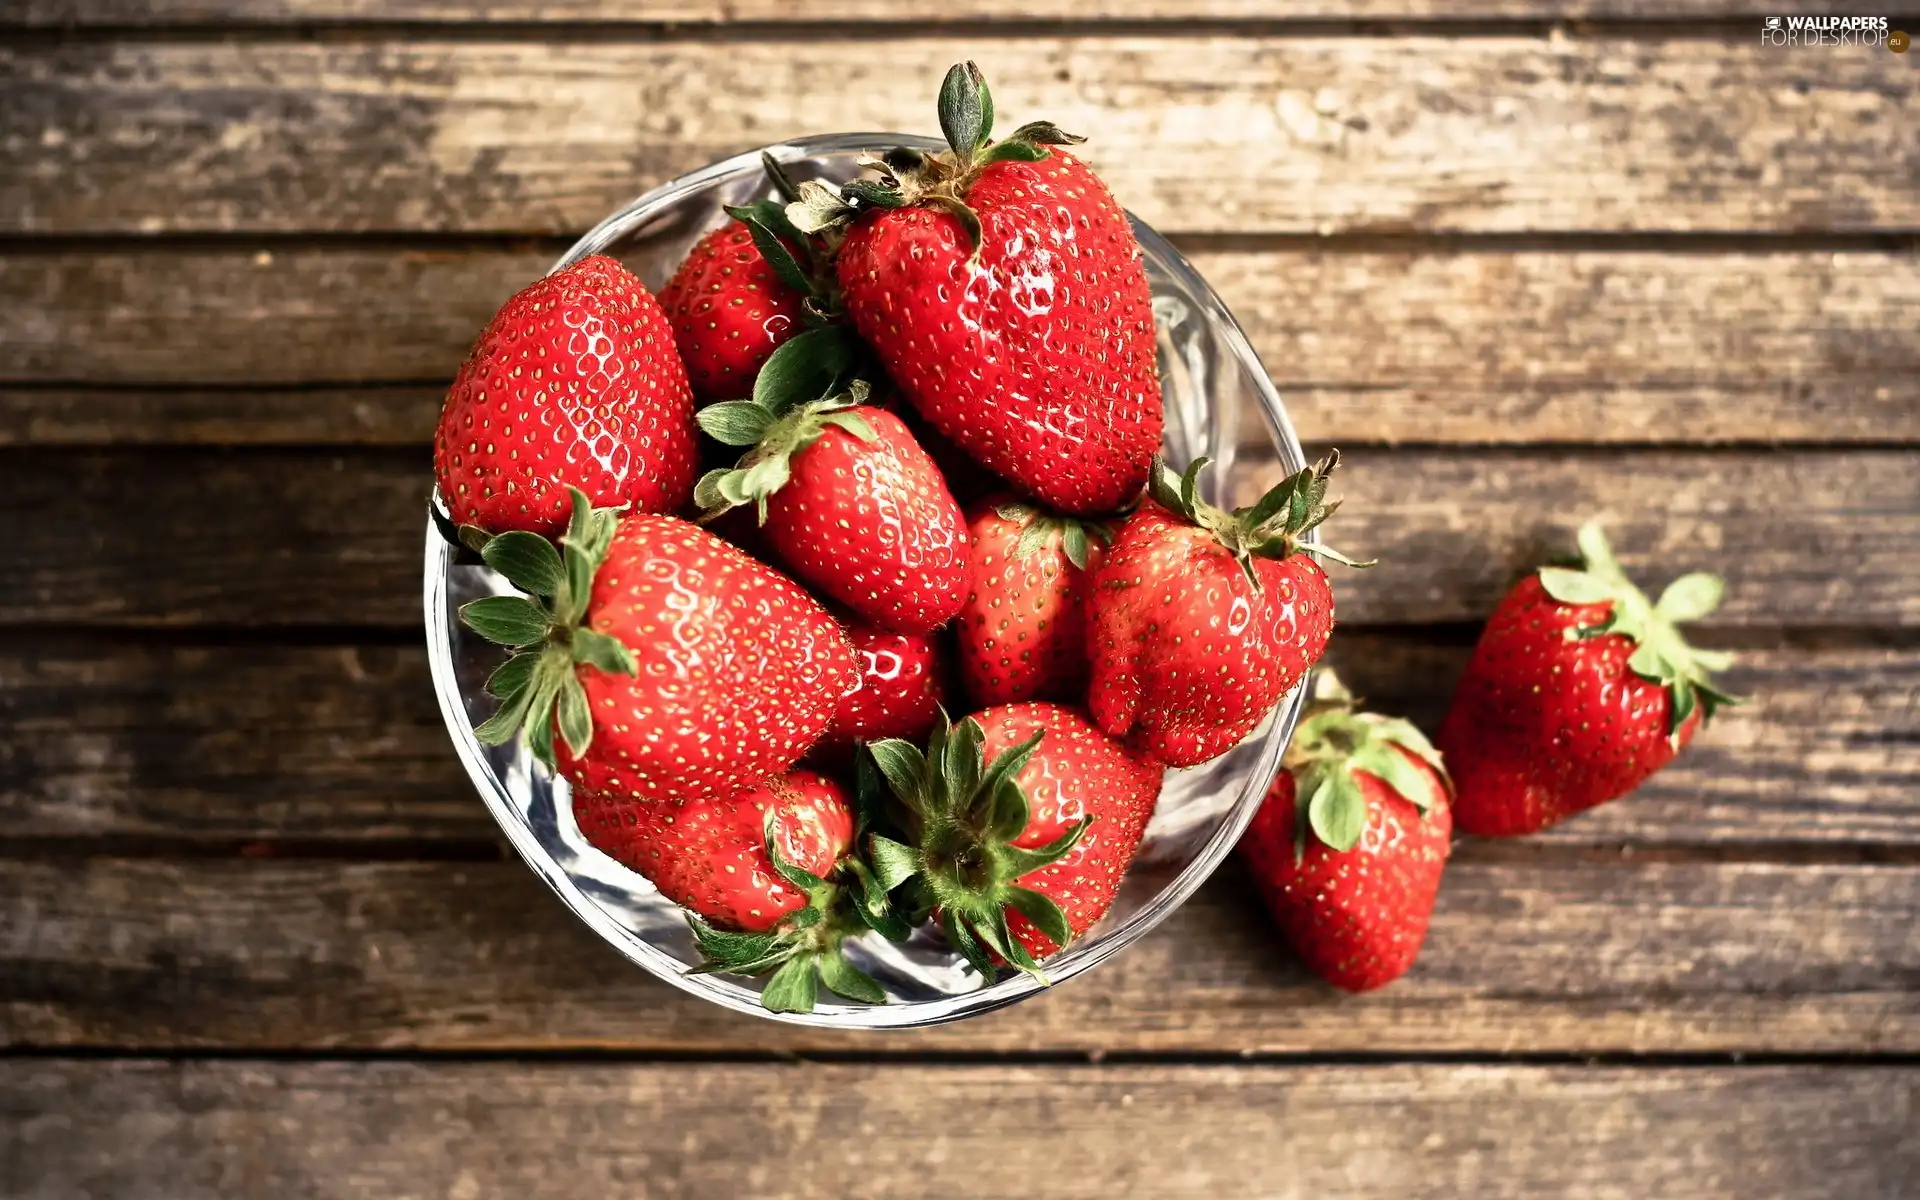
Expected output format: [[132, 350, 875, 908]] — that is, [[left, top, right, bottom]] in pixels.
[[424, 133, 1311, 1028]]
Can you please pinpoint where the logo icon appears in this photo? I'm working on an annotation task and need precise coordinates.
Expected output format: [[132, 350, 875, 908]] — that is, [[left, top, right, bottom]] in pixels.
[[1893, 29, 1911, 52], [1766, 17, 1781, 29]]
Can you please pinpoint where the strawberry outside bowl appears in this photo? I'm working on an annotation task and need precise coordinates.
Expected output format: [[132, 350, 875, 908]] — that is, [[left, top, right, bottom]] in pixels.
[[424, 132, 1314, 1027]]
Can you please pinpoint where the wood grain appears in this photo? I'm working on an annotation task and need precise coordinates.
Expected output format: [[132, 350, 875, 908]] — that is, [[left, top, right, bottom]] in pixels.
[[5, 857, 1917, 1054], [0, 447, 1909, 628], [4, 38, 1913, 235], [4, 638, 1913, 846], [3, 249, 1916, 445], [5, 1, 1864, 24], [6, 1061, 1914, 1200]]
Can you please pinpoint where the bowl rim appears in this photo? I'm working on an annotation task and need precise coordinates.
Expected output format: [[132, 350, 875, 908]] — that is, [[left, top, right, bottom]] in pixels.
[[424, 132, 1312, 1027]]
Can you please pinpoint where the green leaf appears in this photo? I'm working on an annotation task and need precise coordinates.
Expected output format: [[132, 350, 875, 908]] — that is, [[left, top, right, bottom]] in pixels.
[[1012, 518, 1052, 563], [688, 915, 783, 968], [485, 651, 541, 700], [867, 739, 928, 807], [727, 209, 815, 298], [692, 468, 732, 513], [759, 152, 801, 203], [1350, 743, 1439, 815], [1178, 455, 1209, 515], [1538, 567, 1616, 607], [696, 400, 778, 447], [927, 195, 985, 256], [740, 454, 792, 503], [752, 326, 856, 415], [555, 672, 592, 759], [820, 411, 877, 443], [942, 718, 985, 817], [987, 780, 1031, 844], [1668, 680, 1698, 744], [459, 595, 550, 647], [1147, 455, 1186, 513], [972, 909, 1043, 979], [937, 61, 990, 162], [943, 911, 996, 978], [1060, 522, 1090, 571], [996, 815, 1090, 879], [785, 179, 855, 235], [1628, 640, 1671, 681], [1655, 572, 1726, 624], [1307, 768, 1367, 853], [841, 179, 908, 210], [1690, 648, 1736, 673], [1577, 521, 1623, 579], [1005, 120, 1086, 147], [570, 627, 636, 675], [480, 531, 565, 598], [976, 729, 1043, 819], [867, 835, 923, 891], [815, 950, 888, 1005], [471, 680, 535, 746], [764, 812, 827, 893], [760, 955, 820, 1014], [852, 747, 884, 836], [980, 139, 1048, 164], [1004, 886, 1072, 951]]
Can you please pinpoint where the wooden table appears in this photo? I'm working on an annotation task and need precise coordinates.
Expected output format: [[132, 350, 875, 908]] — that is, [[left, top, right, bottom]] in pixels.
[[3, 5, 1916, 1197]]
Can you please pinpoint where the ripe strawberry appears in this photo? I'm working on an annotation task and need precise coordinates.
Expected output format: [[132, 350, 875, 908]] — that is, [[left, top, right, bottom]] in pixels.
[[574, 768, 854, 932], [1436, 523, 1735, 836], [694, 381, 969, 634], [820, 624, 949, 752], [865, 703, 1163, 973], [434, 254, 697, 538], [1239, 672, 1453, 992], [801, 63, 1162, 515], [1087, 454, 1368, 768], [660, 219, 808, 405], [956, 500, 1105, 707], [577, 768, 908, 1013], [460, 490, 856, 804]]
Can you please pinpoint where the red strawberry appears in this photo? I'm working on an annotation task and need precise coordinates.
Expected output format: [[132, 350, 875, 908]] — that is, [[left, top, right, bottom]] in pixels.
[[694, 383, 969, 633], [808, 63, 1161, 515], [956, 500, 1105, 707], [574, 768, 853, 932], [434, 254, 697, 538], [660, 219, 807, 405], [865, 703, 1163, 973], [1436, 523, 1735, 836], [1239, 672, 1453, 992], [820, 624, 948, 751], [1087, 454, 1367, 768], [577, 768, 907, 1013], [460, 491, 856, 804]]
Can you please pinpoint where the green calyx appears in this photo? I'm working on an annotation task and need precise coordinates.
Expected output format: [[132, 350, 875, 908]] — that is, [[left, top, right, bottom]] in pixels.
[[688, 810, 911, 1015], [996, 501, 1110, 572], [723, 152, 848, 325], [694, 377, 878, 523], [1537, 522, 1738, 747], [1147, 451, 1375, 589], [783, 60, 1086, 258], [457, 487, 638, 769], [863, 711, 1087, 983], [1282, 670, 1450, 862]]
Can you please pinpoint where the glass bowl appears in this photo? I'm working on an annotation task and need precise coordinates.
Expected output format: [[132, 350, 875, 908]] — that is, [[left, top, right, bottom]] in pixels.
[[424, 133, 1311, 1028]]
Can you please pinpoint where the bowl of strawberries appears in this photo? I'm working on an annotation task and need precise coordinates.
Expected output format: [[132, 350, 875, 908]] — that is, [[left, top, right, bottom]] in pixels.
[[424, 65, 1364, 1025]]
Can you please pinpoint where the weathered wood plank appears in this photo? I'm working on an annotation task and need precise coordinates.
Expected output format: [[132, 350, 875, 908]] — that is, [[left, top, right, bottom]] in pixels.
[[4, 249, 1916, 445], [0, 448, 1908, 627], [6, 1062, 1914, 1200], [4, 38, 1913, 235], [5, 1, 1862, 24], [4, 638, 1913, 846], [4, 857, 1916, 1054]]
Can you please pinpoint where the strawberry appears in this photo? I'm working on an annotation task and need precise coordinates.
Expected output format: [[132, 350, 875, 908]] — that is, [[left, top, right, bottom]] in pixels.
[[865, 702, 1163, 974], [798, 62, 1162, 515], [1436, 523, 1735, 836], [1239, 672, 1453, 992], [434, 254, 697, 538], [459, 490, 856, 804], [574, 768, 853, 932], [659, 219, 807, 405], [820, 624, 949, 751], [577, 768, 909, 1013], [955, 500, 1105, 707], [1086, 454, 1368, 768], [694, 381, 969, 634]]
